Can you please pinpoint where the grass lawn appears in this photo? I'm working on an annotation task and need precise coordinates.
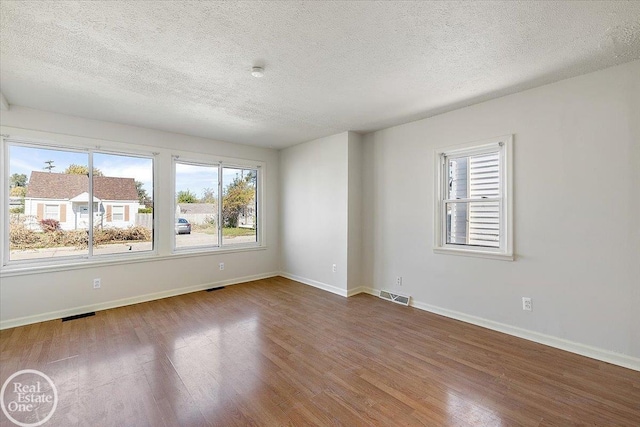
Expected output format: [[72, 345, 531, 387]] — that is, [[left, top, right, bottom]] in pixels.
[[195, 225, 255, 237], [223, 227, 256, 237]]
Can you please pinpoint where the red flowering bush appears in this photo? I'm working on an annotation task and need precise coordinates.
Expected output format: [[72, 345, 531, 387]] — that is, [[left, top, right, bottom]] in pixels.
[[39, 219, 60, 232]]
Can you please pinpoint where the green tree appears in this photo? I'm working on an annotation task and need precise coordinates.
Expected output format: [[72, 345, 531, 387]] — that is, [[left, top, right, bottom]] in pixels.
[[64, 164, 104, 176], [10, 173, 28, 188], [9, 184, 27, 214], [200, 187, 216, 204], [135, 181, 151, 207], [10, 186, 27, 197], [222, 173, 255, 228], [177, 189, 197, 203]]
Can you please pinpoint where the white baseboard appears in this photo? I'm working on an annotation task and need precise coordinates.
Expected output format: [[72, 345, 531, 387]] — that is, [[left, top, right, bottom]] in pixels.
[[5, 274, 637, 372], [407, 299, 640, 372], [294, 282, 639, 371], [364, 288, 638, 371], [278, 272, 349, 297], [0, 271, 279, 330], [347, 286, 366, 297]]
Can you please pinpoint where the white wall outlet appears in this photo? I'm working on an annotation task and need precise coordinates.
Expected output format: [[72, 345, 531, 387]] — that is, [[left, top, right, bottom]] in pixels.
[[332, 264, 337, 273], [522, 297, 532, 311], [396, 276, 402, 286], [93, 278, 101, 289], [219, 262, 225, 271]]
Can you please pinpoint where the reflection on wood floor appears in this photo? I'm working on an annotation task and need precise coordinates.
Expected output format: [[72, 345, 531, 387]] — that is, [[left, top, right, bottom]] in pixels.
[[1, 276, 639, 426]]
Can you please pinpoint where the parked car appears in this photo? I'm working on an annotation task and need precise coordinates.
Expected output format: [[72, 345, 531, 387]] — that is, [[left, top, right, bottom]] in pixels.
[[175, 218, 191, 234]]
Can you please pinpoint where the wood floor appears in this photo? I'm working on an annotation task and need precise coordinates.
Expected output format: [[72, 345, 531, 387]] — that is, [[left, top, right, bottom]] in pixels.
[[1, 277, 639, 426]]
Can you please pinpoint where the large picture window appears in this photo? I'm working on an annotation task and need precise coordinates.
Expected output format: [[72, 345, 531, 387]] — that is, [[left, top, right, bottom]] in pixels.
[[174, 159, 259, 251], [222, 167, 257, 245], [434, 135, 513, 260], [4, 141, 154, 264]]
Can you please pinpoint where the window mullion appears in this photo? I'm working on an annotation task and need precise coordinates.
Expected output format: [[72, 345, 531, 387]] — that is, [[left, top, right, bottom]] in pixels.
[[88, 152, 94, 257], [442, 155, 447, 247], [466, 158, 471, 245], [218, 163, 223, 247]]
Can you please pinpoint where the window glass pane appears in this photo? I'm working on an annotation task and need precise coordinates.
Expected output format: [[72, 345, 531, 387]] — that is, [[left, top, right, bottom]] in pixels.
[[446, 201, 500, 248], [175, 163, 219, 249], [222, 167, 257, 245], [44, 205, 59, 220], [446, 201, 468, 245], [92, 153, 153, 255], [448, 157, 468, 199], [8, 145, 89, 261], [112, 206, 124, 221]]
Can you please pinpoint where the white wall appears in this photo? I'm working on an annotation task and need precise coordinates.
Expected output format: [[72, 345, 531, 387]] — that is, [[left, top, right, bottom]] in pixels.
[[2, 61, 638, 369], [362, 60, 640, 362], [347, 132, 363, 294], [279, 132, 349, 294], [0, 107, 279, 327], [279, 131, 363, 296]]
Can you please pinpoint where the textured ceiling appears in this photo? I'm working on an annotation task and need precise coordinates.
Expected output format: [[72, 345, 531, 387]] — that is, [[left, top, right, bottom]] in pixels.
[[1, 1, 639, 149]]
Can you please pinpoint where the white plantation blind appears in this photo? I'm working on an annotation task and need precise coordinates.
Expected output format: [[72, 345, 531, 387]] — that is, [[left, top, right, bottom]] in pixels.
[[446, 151, 501, 248]]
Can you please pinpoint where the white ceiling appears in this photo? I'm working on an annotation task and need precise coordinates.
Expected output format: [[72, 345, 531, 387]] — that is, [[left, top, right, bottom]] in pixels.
[[1, 1, 639, 149]]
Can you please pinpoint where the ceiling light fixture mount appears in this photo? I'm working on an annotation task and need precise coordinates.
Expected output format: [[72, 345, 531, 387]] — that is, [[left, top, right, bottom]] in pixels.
[[251, 66, 264, 78]]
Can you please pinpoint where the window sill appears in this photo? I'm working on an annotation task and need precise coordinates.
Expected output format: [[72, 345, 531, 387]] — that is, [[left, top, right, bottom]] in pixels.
[[433, 247, 514, 261], [0, 245, 267, 278], [172, 243, 264, 256]]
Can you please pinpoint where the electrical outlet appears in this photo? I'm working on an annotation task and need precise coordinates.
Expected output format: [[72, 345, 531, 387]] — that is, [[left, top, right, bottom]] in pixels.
[[332, 264, 337, 273], [396, 276, 402, 286], [93, 278, 101, 289], [522, 297, 532, 311], [219, 262, 225, 271]]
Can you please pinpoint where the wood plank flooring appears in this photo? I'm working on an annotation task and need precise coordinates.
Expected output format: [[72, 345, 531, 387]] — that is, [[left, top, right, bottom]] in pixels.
[[1, 276, 639, 426]]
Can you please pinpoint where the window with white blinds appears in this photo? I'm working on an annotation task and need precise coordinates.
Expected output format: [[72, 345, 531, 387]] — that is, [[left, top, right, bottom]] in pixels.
[[434, 136, 513, 260]]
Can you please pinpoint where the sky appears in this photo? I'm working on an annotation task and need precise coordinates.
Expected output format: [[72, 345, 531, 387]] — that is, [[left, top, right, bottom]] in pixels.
[[174, 163, 254, 200], [9, 145, 154, 194], [10, 145, 255, 200]]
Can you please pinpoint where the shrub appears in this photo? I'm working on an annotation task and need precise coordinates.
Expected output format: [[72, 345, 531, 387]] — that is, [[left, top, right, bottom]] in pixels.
[[9, 223, 151, 251], [94, 226, 151, 244], [40, 230, 65, 247], [138, 207, 153, 213], [62, 230, 90, 248], [40, 219, 60, 232], [9, 223, 40, 248]]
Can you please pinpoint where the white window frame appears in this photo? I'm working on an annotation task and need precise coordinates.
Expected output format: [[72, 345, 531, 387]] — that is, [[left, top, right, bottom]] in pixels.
[[434, 135, 513, 261], [172, 156, 263, 253], [1, 129, 266, 276], [1, 136, 157, 268]]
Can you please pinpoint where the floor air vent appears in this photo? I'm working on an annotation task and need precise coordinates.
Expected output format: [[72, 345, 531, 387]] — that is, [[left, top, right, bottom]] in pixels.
[[379, 290, 410, 306]]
